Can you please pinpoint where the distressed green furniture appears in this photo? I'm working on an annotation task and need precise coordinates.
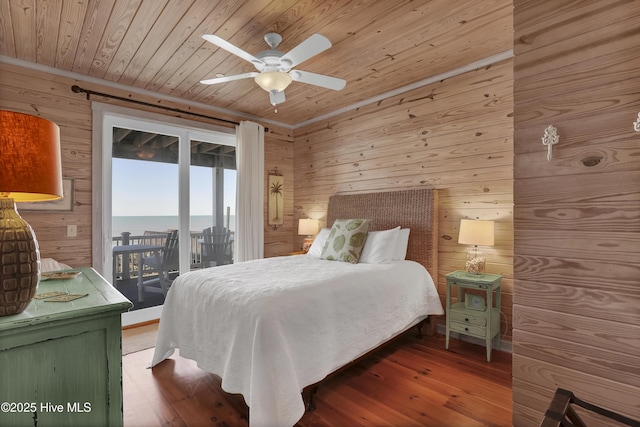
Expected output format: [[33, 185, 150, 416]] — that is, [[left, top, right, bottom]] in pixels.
[[445, 270, 502, 362], [0, 267, 132, 427]]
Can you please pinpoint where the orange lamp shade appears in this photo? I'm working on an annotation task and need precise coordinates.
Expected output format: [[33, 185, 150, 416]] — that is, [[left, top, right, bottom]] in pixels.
[[0, 110, 63, 201]]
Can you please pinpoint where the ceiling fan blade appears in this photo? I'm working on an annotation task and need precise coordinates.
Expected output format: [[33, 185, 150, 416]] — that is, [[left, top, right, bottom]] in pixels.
[[280, 34, 332, 69], [290, 70, 346, 91], [202, 34, 264, 67], [269, 90, 286, 106], [200, 72, 259, 85]]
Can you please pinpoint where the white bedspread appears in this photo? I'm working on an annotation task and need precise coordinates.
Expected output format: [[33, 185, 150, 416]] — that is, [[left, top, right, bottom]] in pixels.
[[151, 255, 443, 427]]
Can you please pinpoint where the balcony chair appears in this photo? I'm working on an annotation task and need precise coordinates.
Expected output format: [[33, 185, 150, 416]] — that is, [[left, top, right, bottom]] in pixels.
[[200, 226, 233, 268], [140, 230, 179, 298]]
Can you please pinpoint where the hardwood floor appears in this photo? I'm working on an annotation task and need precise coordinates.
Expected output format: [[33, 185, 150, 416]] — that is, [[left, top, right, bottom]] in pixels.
[[123, 330, 512, 426]]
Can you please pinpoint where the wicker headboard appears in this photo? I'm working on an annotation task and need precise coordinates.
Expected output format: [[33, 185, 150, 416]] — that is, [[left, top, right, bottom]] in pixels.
[[326, 189, 438, 279]]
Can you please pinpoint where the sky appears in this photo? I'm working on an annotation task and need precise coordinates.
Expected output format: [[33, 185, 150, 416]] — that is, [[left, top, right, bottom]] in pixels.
[[112, 158, 236, 216]]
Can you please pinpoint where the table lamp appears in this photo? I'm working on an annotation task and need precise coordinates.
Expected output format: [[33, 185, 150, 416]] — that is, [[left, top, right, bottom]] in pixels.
[[0, 111, 63, 316], [298, 218, 319, 252], [458, 219, 494, 275]]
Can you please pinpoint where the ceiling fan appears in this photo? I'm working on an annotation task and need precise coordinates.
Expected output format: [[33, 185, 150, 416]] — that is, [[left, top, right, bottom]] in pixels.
[[200, 32, 346, 107]]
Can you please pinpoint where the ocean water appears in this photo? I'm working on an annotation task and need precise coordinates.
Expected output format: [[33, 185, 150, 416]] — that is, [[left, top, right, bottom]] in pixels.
[[113, 215, 235, 237]]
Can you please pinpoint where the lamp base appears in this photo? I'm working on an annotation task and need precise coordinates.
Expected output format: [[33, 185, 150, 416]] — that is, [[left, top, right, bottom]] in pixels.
[[302, 236, 315, 252], [465, 250, 486, 275], [0, 198, 40, 316]]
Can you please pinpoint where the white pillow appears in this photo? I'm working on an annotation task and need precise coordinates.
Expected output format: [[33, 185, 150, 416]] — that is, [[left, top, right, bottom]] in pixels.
[[359, 227, 400, 264], [306, 228, 331, 257], [392, 228, 411, 260]]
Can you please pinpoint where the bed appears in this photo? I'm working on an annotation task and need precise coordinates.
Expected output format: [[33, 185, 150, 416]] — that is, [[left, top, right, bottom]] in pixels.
[[151, 188, 443, 427]]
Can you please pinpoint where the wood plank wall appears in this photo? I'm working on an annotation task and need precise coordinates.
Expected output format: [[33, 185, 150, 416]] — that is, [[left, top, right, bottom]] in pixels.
[[512, 1, 640, 426], [0, 61, 294, 267], [293, 59, 515, 340]]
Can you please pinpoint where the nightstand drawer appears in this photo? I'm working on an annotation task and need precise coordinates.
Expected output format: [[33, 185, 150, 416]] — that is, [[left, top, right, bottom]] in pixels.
[[449, 310, 487, 327], [448, 279, 491, 291], [449, 321, 486, 337]]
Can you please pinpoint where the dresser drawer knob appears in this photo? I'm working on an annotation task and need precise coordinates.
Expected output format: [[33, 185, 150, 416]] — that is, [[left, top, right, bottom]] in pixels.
[[465, 327, 469, 332], [465, 318, 469, 322]]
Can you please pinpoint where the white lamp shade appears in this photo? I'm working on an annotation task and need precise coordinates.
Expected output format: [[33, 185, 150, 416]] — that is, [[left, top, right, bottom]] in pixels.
[[458, 219, 494, 246], [255, 72, 293, 92], [298, 218, 319, 236]]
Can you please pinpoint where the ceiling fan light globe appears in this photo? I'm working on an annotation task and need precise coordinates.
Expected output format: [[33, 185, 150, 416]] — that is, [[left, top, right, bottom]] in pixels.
[[255, 71, 292, 92]]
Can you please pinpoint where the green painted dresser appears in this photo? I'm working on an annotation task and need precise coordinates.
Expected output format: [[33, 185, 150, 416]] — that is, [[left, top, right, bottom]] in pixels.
[[0, 267, 132, 427]]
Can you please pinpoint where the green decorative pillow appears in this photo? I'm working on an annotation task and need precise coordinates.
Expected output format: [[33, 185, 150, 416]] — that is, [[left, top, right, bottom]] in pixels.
[[320, 219, 371, 263]]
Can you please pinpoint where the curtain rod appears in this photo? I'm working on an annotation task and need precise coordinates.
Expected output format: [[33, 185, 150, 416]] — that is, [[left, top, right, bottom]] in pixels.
[[71, 85, 248, 129]]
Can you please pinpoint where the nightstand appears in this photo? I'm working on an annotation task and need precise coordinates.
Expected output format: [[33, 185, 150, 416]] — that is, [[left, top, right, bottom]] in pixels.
[[0, 267, 132, 426], [289, 250, 308, 255], [445, 270, 502, 362]]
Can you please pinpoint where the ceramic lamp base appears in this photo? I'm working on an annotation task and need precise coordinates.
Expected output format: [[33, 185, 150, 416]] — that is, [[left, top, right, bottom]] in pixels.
[[0, 198, 40, 316]]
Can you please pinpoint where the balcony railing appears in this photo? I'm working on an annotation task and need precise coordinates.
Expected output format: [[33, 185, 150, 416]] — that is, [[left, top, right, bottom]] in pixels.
[[112, 231, 233, 282]]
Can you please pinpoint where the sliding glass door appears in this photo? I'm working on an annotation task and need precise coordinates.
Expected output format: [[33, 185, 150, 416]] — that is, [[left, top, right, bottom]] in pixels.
[[93, 103, 235, 325], [190, 141, 236, 271], [111, 127, 180, 313]]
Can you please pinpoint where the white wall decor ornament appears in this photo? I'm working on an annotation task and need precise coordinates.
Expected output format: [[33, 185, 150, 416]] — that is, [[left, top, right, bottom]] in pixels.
[[541, 125, 559, 161]]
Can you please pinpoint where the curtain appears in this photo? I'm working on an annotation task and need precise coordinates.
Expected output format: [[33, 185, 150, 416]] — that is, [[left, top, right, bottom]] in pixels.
[[234, 121, 265, 262]]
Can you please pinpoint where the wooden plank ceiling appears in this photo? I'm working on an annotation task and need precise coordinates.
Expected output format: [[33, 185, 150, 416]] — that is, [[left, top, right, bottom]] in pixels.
[[0, 0, 512, 126]]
